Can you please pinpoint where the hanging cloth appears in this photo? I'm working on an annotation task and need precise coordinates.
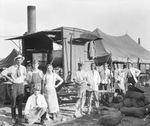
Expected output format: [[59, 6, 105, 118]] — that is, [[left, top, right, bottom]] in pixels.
[[89, 40, 96, 59]]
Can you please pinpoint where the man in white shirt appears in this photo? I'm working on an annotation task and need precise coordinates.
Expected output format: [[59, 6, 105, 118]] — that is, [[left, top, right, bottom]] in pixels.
[[1, 54, 26, 124], [127, 63, 141, 87], [114, 63, 125, 94], [99, 63, 111, 90], [25, 86, 48, 125], [85, 63, 101, 114], [74, 63, 87, 117]]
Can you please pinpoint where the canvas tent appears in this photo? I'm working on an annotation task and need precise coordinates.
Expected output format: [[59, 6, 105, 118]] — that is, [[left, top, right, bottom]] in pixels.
[[90, 28, 150, 63], [0, 49, 19, 69]]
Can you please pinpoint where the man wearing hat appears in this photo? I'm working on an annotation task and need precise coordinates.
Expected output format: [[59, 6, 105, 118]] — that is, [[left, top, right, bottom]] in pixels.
[[74, 62, 87, 117], [24, 86, 48, 125], [1, 54, 27, 124]]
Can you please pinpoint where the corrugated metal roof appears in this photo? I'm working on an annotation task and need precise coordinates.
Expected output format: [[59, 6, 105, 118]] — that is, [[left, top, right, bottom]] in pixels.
[[6, 30, 61, 40]]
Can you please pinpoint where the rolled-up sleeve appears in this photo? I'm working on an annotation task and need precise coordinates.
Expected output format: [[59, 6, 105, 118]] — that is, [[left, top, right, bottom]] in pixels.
[[1, 67, 11, 76]]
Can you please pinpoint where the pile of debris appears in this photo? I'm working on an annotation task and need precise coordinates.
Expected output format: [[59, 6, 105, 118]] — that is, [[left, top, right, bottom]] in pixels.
[[98, 107, 123, 126], [113, 85, 150, 118], [97, 86, 150, 126]]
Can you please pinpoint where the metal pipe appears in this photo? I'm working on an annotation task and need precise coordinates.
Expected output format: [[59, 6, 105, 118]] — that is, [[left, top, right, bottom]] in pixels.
[[138, 38, 141, 45], [27, 6, 36, 33]]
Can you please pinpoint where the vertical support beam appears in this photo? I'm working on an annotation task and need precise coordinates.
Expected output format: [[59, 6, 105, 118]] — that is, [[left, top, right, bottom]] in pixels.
[[69, 33, 73, 81], [22, 39, 26, 65], [62, 29, 66, 81]]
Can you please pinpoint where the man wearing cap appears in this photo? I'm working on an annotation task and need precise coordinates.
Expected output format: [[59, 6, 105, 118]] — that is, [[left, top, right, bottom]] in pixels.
[[74, 62, 87, 117], [24, 86, 48, 125], [1, 54, 27, 124]]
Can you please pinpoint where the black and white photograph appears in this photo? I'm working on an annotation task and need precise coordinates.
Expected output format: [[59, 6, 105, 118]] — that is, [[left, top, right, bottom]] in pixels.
[[0, 0, 150, 126]]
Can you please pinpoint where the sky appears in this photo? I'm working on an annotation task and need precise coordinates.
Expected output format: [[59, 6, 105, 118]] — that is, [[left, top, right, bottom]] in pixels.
[[0, 0, 150, 58]]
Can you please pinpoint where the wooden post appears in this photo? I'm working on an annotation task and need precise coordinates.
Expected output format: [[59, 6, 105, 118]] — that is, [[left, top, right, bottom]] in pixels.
[[69, 33, 74, 82], [138, 38, 141, 70]]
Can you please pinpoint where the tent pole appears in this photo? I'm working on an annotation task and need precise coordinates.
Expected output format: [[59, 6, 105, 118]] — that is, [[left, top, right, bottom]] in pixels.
[[110, 52, 113, 92]]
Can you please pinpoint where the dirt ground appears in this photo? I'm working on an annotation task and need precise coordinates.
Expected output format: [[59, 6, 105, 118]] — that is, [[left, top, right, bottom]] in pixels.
[[1, 86, 150, 126]]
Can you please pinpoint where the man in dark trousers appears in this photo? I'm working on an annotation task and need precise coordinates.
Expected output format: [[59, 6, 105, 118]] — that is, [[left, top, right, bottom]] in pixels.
[[1, 54, 27, 124]]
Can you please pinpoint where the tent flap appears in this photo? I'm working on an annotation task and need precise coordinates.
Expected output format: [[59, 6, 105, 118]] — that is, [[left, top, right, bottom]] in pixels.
[[0, 49, 19, 68]]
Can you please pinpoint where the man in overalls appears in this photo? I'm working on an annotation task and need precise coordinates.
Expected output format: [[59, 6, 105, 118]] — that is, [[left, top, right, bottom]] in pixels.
[[27, 60, 43, 95]]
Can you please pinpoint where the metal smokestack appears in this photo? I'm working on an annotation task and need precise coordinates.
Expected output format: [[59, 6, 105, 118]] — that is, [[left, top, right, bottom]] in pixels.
[[138, 38, 141, 45], [27, 6, 36, 33]]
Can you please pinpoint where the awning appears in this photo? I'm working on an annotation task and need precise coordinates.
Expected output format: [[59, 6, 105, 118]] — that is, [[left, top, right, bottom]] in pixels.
[[6, 30, 62, 42], [73, 31, 102, 44]]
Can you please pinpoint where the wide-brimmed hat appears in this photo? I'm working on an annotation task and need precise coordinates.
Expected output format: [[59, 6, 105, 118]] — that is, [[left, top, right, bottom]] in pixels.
[[14, 54, 25, 61]]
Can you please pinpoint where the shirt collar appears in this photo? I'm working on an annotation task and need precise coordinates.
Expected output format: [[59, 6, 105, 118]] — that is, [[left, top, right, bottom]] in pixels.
[[15, 64, 21, 67]]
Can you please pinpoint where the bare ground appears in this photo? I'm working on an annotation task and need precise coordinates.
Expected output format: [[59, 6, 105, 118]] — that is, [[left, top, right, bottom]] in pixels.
[[0, 86, 150, 126]]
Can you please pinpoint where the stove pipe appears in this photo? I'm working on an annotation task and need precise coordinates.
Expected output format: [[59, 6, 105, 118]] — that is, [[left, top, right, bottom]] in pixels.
[[27, 6, 36, 33], [138, 38, 141, 45]]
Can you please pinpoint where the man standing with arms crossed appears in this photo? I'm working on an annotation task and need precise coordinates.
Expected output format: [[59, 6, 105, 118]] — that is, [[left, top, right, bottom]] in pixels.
[[74, 63, 87, 117], [1, 54, 27, 124]]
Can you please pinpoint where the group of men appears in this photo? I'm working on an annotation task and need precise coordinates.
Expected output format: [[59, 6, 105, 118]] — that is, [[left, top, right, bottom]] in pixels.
[[73, 62, 141, 116], [113, 63, 141, 94], [0, 53, 141, 125], [74, 62, 100, 116], [1, 54, 48, 125]]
